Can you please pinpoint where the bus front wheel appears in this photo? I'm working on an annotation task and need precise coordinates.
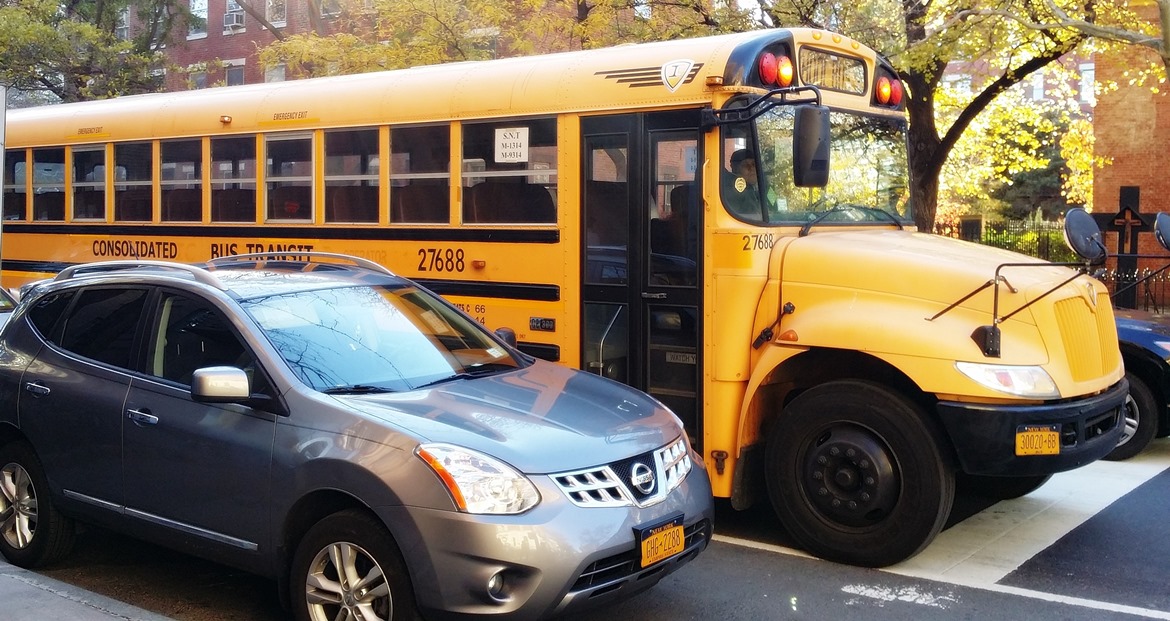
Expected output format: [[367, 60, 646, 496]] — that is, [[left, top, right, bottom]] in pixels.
[[764, 380, 954, 567]]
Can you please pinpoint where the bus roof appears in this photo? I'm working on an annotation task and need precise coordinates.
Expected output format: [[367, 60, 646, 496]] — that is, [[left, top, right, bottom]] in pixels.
[[7, 28, 886, 146]]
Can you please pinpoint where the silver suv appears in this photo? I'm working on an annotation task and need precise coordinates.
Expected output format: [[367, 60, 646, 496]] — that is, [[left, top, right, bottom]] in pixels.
[[0, 253, 712, 620]]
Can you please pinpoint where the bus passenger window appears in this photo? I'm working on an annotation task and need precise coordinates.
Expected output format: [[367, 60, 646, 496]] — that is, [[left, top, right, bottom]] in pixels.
[[267, 134, 312, 221], [161, 139, 203, 222], [390, 126, 450, 224], [325, 129, 379, 223], [212, 136, 257, 223], [72, 147, 106, 220], [31, 148, 65, 221], [3, 149, 27, 221], [114, 142, 152, 222], [461, 119, 557, 224]]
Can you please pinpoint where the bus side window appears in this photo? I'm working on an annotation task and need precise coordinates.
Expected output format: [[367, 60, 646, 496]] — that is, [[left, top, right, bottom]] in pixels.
[[163, 188, 202, 221], [115, 188, 152, 222], [391, 183, 449, 223], [212, 189, 256, 222], [268, 185, 312, 220], [326, 185, 379, 223], [465, 181, 554, 223]]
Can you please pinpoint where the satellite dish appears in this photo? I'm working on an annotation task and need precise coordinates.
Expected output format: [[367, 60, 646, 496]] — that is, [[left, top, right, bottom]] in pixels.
[[1063, 207, 1106, 265], [1155, 212, 1170, 252]]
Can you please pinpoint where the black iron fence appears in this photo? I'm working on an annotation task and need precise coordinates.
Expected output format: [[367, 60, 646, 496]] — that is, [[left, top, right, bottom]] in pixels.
[[954, 217, 1170, 312], [957, 218, 1079, 264]]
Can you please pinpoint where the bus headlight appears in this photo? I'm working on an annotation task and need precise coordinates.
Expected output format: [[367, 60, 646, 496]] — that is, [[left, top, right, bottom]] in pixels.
[[417, 443, 540, 514], [955, 362, 1060, 399]]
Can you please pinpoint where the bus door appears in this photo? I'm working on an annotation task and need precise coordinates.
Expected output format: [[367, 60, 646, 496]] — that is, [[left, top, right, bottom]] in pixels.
[[581, 111, 702, 442]]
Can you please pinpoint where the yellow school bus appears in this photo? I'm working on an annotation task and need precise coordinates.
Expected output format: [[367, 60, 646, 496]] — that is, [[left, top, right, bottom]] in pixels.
[[1, 28, 1126, 567]]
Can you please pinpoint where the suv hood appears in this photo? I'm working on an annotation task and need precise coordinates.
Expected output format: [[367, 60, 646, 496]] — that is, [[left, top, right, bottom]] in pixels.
[[339, 360, 683, 473]]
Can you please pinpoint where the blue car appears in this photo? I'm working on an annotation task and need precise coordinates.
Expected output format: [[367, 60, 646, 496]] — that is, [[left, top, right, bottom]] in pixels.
[[1111, 308, 1170, 460]]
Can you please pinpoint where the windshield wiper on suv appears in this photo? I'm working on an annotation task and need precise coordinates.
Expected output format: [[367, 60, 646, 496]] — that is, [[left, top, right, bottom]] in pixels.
[[322, 384, 395, 395], [410, 363, 518, 390]]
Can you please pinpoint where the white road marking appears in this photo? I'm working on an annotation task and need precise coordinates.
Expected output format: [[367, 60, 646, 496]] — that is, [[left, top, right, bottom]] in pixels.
[[715, 438, 1170, 619]]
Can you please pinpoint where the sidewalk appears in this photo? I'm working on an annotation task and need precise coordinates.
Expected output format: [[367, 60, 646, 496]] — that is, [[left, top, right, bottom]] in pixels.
[[0, 558, 174, 621]]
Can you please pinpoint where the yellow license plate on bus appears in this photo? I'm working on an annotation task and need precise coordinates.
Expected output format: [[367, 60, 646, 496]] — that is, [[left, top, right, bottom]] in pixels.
[[638, 515, 685, 568], [1015, 425, 1061, 456]]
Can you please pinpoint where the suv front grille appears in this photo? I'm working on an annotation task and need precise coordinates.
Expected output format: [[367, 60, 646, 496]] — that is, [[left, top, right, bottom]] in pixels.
[[551, 436, 692, 508]]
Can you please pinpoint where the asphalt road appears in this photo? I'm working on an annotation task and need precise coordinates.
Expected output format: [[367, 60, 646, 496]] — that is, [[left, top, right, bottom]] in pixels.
[[25, 438, 1170, 621]]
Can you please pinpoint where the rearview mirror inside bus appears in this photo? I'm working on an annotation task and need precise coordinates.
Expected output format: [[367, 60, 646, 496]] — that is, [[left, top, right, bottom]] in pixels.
[[793, 104, 830, 188]]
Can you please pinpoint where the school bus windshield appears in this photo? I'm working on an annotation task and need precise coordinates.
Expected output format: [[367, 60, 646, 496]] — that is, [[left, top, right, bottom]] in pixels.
[[721, 108, 910, 226]]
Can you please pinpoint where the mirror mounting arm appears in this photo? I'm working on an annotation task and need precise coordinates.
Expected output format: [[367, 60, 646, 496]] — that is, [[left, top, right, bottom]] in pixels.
[[701, 85, 823, 130], [930, 262, 1091, 358]]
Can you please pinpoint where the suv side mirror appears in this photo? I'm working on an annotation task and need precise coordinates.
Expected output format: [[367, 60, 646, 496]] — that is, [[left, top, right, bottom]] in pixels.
[[793, 104, 830, 188]]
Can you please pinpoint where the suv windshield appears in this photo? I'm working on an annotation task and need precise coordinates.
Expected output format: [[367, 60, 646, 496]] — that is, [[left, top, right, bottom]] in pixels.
[[720, 107, 910, 226], [242, 284, 519, 392]]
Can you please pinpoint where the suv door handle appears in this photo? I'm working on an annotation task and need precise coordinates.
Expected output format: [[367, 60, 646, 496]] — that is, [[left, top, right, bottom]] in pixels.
[[126, 409, 159, 426], [24, 382, 50, 397]]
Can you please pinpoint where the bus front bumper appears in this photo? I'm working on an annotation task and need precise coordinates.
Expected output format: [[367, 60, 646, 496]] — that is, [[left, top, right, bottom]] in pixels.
[[936, 379, 1128, 476]]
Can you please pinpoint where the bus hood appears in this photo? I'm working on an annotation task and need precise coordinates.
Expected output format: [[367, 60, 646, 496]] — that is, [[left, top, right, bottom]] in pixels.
[[781, 229, 1078, 318], [337, 360, 685, 473]]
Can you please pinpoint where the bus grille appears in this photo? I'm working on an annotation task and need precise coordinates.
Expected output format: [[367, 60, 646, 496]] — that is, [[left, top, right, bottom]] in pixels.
[[1053, 294, 1119, 382]]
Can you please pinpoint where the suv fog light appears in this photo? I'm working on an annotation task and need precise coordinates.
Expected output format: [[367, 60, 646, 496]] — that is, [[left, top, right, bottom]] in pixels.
[[487, 570, 509, 602]]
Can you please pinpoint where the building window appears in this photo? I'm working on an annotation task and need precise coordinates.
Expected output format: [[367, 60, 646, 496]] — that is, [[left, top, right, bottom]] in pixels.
[[191, 72, 208, 89], [1079, 62, 1095, 104], [189, 0, 207, 38], [223, 0, 244, 33], [115, 7, 130, 40], [226, 61, 245, 86], [321, 0, 341, 17], [1030, 71, 1044, 101], [265, 64, 286, 83], [267, 0, 286, 25]]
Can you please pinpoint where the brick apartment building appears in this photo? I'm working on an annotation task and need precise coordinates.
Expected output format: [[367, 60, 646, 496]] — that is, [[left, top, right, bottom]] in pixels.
[[157, 0, 343, 90]]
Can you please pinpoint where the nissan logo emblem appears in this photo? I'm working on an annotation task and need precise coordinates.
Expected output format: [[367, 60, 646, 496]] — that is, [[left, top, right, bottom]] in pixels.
[[630, 462, 655, 494]]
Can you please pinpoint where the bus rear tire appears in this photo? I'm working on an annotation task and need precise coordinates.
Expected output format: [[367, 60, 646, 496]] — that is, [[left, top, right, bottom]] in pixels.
[[764, 380, 954, 568]]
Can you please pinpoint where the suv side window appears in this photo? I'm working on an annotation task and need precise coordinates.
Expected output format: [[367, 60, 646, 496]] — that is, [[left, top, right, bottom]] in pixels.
[[147, 292, 269, 392], [59, 288, 148, 368], [26, 291, 76, 340]]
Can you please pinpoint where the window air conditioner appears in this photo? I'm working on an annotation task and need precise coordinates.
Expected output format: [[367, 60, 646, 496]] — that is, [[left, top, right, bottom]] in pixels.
[[224, 12, 245, 28]]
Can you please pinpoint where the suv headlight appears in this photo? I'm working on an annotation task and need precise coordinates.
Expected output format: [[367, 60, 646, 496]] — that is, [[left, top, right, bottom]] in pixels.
[[955, 362, 1059, 399], [416, 443, 540, 514]]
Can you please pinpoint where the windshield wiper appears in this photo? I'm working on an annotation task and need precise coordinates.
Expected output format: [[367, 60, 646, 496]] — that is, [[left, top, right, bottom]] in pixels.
[[410, 363, 517, 390], [322, 384, 395, 395], [800, 204, 904, 236]]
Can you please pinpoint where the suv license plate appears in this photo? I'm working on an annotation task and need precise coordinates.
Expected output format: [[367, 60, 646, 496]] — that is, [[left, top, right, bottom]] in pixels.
[[1015, 424, 1060, 456], [637, 515, 685, 568]]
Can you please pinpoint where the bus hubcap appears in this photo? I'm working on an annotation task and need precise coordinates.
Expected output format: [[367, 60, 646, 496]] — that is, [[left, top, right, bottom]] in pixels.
[[802, 426, 898, 527]]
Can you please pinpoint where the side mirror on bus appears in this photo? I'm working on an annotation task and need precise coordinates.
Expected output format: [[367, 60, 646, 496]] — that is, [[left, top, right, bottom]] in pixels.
[[793, 104, 830, 188], [1063, 207, 1107, 266]]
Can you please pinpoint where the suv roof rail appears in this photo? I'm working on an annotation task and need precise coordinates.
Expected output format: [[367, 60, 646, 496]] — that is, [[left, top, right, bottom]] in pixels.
[[54, 260, 226, 290], [206, 252, 397, 276]]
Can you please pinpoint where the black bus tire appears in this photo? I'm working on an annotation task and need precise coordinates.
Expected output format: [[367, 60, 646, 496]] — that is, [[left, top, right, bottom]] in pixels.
[[764, 380, 954, 568]]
